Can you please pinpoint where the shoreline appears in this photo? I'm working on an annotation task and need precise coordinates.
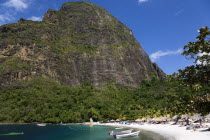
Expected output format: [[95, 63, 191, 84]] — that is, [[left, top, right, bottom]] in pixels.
[[1, 122, 209, 140], [99, 123, 210, 140], [0, 123, 84, 125]]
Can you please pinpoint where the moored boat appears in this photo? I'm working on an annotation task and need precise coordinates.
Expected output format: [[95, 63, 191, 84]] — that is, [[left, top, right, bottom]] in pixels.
[[37, 123, 47, 126], [60, 122, 67, 125], [114, 131, 140, 139], [115, 127, 123, 129], [108, 129, 133, 135]]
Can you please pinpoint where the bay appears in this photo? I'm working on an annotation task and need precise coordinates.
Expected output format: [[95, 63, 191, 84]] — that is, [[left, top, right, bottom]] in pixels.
[[0, 124, 167, 140]]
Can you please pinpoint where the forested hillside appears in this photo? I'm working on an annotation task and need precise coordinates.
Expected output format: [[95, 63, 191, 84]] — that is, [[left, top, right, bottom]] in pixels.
[[0, 77, 207, 123]]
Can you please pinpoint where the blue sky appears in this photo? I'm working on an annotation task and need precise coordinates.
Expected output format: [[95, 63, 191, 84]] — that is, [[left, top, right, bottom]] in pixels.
[[0, 0, 209, 74]]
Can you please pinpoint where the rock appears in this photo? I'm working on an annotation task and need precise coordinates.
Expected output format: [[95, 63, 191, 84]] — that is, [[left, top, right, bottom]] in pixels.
[[0, 1, 165, 88]]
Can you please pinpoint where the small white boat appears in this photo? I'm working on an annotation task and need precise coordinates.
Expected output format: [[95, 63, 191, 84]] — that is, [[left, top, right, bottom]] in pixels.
[[37, 123, 47, 126], [114, 131, 140, 139], [115, 127, 123, 129], [108, 129, 133, 135], [61, 123, 67, 125], [60, 122, 67, 125]]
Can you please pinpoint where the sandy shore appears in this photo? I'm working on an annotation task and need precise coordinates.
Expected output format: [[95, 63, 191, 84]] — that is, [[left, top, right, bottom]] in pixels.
[[100, 123, 210, 140]]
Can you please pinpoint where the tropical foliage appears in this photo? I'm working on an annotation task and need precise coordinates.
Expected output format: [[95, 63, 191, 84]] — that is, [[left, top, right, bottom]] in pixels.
[[0, 27, 209, 123], [168, 26, 210, 116], [0, 76, 205, 123]]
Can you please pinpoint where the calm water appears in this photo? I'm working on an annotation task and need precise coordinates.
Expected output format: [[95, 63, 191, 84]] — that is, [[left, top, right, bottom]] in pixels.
[[0, 124, 167, 140]]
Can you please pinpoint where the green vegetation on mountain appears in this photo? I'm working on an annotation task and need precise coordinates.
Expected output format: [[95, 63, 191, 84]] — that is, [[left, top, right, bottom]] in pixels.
[[0, 75, 208, 123], [0, 1, 209, 123], [0, 77, 190, 123], [0, 1, 165, 88], [0, 57, 30, 75]]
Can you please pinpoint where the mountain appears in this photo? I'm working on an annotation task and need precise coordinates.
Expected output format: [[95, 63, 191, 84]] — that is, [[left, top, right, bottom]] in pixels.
[[0, 1, 165, 88]]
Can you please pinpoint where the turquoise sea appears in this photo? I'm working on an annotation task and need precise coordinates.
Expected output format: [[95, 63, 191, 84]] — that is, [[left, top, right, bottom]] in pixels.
[[0, 124, 167, 140]]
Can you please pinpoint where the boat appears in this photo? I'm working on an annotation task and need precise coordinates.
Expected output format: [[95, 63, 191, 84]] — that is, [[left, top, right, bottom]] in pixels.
[[114, 131, 140, 139], [115, 127, 123, 129], [108, 129, 133, 135], [61, 123, 67, 125], [0, 132, 24, 136], [37, 123, 47, 126], [60, 122, 67, 125]]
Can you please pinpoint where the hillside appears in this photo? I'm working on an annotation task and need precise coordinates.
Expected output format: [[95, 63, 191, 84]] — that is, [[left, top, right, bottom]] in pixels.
[[0, 1, 165, 88]]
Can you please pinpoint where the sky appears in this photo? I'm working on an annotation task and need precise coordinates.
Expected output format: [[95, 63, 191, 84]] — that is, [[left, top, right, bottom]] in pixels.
[[0, 0, 209, 75]]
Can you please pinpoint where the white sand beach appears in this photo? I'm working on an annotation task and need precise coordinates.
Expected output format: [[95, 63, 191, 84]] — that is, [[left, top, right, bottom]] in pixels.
[[100, 123, 210, 140]]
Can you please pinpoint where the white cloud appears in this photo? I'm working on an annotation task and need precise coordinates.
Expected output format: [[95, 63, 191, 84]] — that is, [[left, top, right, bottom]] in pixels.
[[0, 13, 14, 25], [150, 48, 182, 62], [2, 0, 28, 11], [196, 52, 210, 65], [0, 14, 11, 22], [27, 16, 42, 21], [138, 0, 149, 3]]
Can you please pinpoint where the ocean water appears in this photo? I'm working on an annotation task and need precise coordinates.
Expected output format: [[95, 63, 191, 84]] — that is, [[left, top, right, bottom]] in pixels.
[[0, 124, 167, 140]]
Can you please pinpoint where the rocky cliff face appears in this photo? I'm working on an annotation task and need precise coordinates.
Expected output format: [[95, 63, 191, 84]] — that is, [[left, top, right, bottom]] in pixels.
[[0, 1, 165, 88]]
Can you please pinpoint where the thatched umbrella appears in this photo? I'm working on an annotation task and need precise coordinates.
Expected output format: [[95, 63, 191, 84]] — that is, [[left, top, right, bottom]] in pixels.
[[172, 115, 178, 121], [205, 114, 210, 121], [147, 117, 153, 122], [161, 117, 171, 121], [135, 118, 142, 122], [116, 119, 121, 122], [151, 118, 157, 122], [181, 114, 191, 125], [191, 113, 202, 121], [154, 118, 164, 122], [181, 114, 190, 120], [141, 118, 146, 122]]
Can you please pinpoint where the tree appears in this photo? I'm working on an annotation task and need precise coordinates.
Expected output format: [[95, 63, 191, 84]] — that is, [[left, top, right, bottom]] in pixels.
[[170, 26, 209, 89], [168, 26, 210, 116]]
